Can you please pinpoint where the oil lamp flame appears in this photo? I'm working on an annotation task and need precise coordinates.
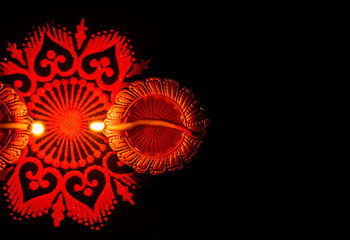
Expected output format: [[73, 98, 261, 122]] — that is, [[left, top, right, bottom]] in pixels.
[[90, 122, 105, 131], [31, 122, 45, 136]]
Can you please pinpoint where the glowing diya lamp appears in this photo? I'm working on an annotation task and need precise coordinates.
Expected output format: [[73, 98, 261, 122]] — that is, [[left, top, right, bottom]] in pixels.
[[0, 81, 44, 171], [91, 77, 209, 175]]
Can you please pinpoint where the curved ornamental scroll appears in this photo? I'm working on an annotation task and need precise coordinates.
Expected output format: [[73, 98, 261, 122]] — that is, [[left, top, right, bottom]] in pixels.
[[103, 77, 209, 175]]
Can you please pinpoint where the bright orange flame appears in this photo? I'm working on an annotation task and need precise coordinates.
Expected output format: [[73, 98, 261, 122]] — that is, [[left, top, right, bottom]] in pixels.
[[31, 122, 45, 136], [90, 122, 105, 131]]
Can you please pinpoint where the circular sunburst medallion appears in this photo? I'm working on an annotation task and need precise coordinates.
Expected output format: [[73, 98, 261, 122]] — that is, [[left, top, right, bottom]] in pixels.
[[104, 77, 209, 175], [27, 78, 110, 169], [0, 81, 31, 171]]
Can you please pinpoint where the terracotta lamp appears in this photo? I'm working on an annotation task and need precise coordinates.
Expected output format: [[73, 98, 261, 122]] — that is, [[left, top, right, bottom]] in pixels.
[[102, 77, 209, 175], [0, 82, 34, 171]]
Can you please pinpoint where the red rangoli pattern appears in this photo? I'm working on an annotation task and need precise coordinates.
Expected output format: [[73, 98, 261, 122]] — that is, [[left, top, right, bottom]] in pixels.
[[0, 19, 149, 230]]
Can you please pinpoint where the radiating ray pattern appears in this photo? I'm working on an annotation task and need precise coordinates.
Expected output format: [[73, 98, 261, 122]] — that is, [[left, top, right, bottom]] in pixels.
[[27, 78, 111, 169]]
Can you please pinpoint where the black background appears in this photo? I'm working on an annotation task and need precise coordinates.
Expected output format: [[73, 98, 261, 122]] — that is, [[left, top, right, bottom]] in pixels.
[[0, 1, 225, 239]]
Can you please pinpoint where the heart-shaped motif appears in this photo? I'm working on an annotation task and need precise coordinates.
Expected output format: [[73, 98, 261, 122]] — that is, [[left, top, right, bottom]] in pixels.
[[6, 157, 62, 217], [62, 168, 105, 209], [61, 165, 115, 226]]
